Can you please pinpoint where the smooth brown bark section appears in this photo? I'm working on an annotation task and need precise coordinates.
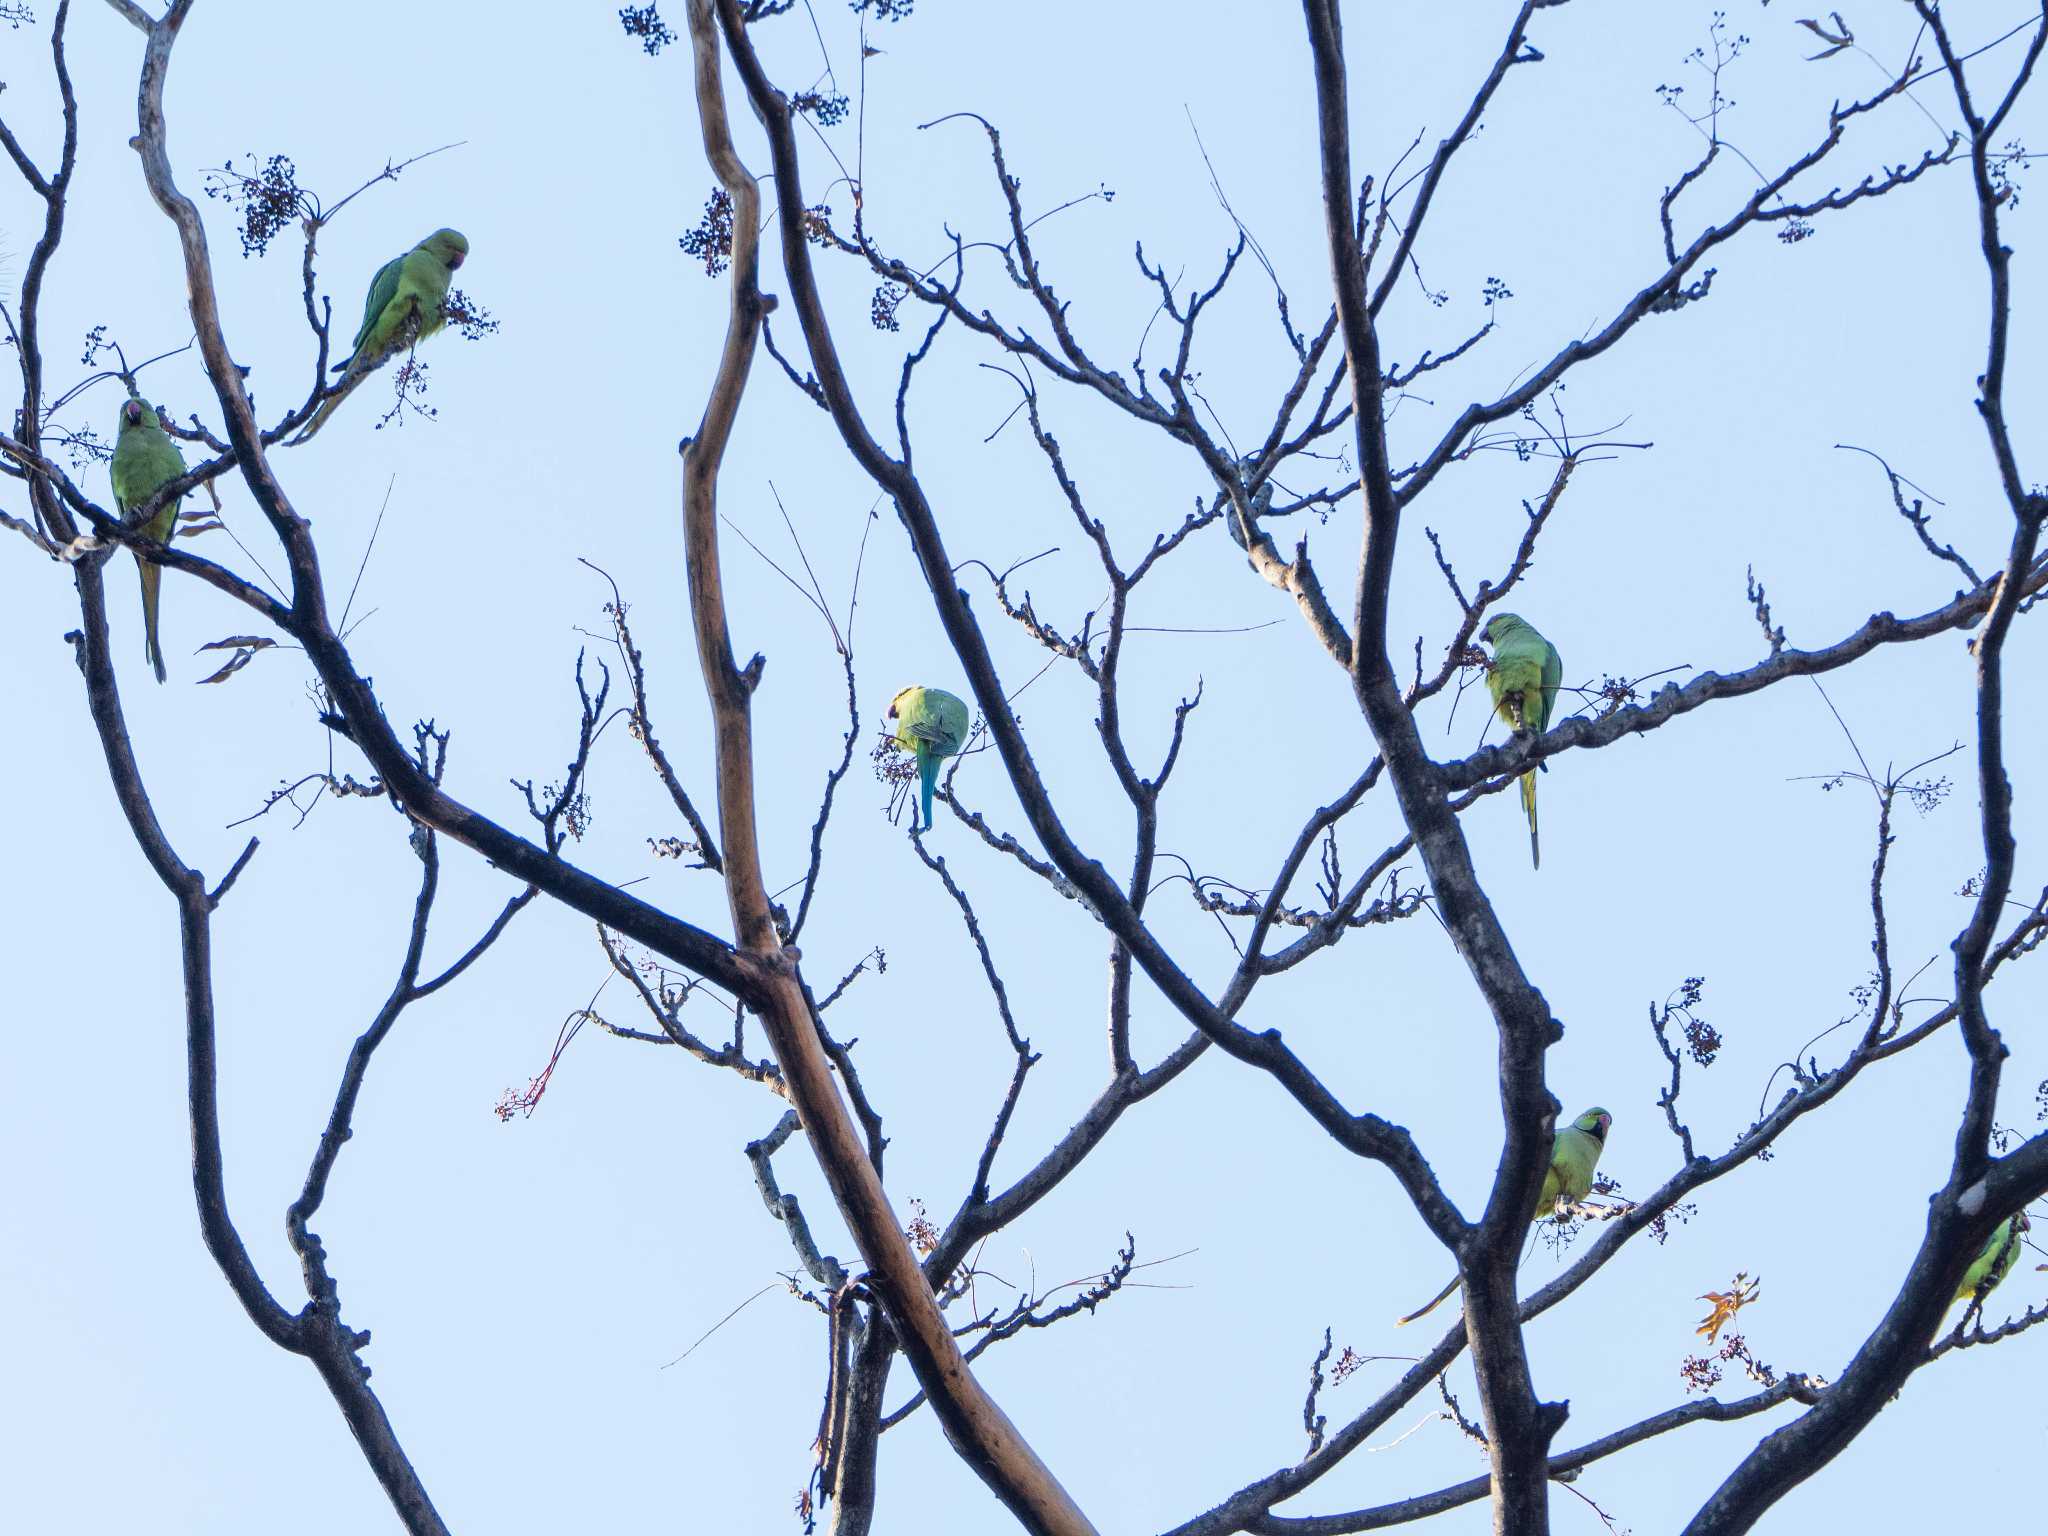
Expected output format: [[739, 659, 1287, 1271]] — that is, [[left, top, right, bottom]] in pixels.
[[679, 7, 1099, 1534]]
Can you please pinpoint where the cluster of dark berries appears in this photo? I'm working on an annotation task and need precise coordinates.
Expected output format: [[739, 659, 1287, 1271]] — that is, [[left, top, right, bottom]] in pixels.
[[203, 154, 306, 258]]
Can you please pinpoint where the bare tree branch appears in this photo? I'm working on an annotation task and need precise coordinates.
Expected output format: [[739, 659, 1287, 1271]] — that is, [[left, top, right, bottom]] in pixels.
[[685, 7, 1099, 1533]]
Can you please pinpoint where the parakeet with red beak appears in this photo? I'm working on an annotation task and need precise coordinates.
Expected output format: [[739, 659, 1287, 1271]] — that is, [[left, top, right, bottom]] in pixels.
[[110, 395, 187, 684]]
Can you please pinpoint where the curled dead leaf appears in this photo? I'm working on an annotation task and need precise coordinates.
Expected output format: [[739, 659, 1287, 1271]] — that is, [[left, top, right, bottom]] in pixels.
[[193, 634, 277, 685], [1696, 1272, 1761, 1344], [1795, 14, 1853, 61]]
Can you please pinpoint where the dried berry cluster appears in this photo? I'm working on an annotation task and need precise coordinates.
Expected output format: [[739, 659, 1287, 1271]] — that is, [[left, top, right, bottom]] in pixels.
[[202, 153, 307, 258], [1328, 1345, 1366, 1388], [1658, 976, 1722, 1068], [904, 1198, 940, 1255], [1649, 1201, 1699, 1246], [869, 730, 914, 786], [618, 4, 676, 54], [442, 289, 500, 342], [1990, 138, 2029, 209], [1680, 1333, 1780, 1396], [680, 188, 735, 278], [799, 202, 836, 247], [792, 91, 851, 128], [870, 281, 906, 332]]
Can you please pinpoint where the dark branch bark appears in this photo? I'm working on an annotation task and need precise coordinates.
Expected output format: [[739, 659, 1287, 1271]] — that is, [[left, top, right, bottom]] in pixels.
[[72, 484, 449, 1534], [1305, 3, 1565, 1523], [1242, 1381, 1816, 1535]]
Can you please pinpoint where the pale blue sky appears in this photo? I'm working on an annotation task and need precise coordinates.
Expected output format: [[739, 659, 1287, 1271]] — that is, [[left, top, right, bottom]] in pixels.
[[3, 2, 2044, 1532]]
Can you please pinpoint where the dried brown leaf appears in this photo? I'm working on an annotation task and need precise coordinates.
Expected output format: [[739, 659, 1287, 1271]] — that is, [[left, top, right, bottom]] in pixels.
[[1696, 1272, 1761, 1344]]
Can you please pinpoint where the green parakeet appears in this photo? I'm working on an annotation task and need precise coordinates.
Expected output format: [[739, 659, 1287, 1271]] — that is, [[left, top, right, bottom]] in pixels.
[[1396, 1106, 1612, 1327], [295, 228, 468, 442], [110, 395, 188, 684], [888, 685, 971, 830], [1482, 612, 1563, 869], [1952, 1213, 2029, 1316]]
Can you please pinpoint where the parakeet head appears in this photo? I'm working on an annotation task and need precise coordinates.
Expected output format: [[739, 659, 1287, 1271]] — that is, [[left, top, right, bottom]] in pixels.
[[1571, 1107, 1612, 1142], [1482, 613, 1525, 647], [118, 396, 163, 436], [420, 229, 469, 269], [886, 685, 919, 721]]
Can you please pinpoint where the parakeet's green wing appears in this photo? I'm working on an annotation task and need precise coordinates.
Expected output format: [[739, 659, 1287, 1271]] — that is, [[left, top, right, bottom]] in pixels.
[[897, 689, 970, 753], [1536, 641, 1564, 734], [1484, 654, 1514, 726], [348, 255, 406, 358], [1954, 1216, 2026, 1307], [931, 691, 970, 754]]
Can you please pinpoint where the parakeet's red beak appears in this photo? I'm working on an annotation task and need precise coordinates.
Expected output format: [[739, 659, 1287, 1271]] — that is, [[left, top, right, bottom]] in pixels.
[[1598, 1113, 1612, 1135], [449, 252, 465, 268], [124, 401, 143, 425]]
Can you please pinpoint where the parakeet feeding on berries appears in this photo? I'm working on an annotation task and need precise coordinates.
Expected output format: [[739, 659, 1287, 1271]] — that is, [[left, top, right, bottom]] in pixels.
[[1397, 1107, 1612, 1327], [296, 228, 468, 442], [1951, 1213, 2029, 1318], [888, 685, 970, 830], [1482, 612, 1563, 869]]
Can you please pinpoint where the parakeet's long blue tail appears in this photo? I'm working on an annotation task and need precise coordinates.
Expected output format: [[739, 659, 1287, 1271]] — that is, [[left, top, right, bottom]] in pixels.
[[918, 753, 940, 830]]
